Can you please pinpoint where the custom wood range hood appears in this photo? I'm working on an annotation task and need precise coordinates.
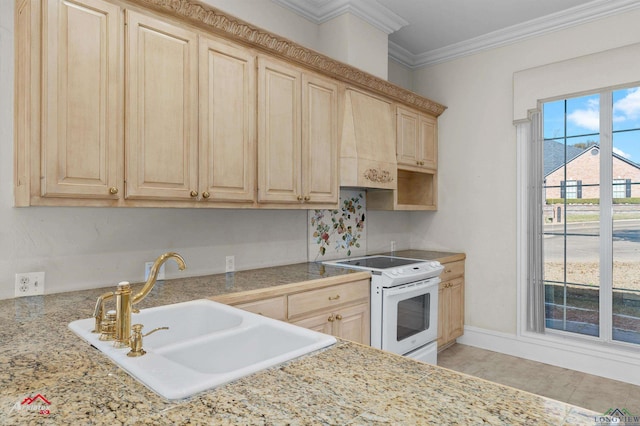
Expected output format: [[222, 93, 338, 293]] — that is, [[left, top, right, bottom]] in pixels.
[[340, 89, 397, 190]]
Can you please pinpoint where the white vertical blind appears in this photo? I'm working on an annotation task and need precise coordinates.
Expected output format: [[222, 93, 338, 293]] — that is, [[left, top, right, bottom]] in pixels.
[[525, 111, 546, 333]]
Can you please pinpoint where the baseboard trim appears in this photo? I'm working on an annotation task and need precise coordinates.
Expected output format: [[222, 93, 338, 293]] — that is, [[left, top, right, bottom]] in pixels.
[[457, 326, 640, 386]]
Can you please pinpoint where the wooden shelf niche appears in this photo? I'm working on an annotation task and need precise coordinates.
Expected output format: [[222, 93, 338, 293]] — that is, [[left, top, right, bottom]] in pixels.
[[367, 169, 437, 211]]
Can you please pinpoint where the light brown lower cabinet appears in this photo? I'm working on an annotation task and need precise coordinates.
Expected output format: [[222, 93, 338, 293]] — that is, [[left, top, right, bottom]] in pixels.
[[212, 274, 370, 345], [290, 301, 369, 344], [437, 259, 466, 350]]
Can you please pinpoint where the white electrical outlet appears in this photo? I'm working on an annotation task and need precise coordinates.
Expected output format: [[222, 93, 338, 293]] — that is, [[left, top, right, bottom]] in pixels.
[[14, 272, 45, 297], [145, 262, 165, 281], [390, 241, 397, 253], [225, 256, 235, 273]]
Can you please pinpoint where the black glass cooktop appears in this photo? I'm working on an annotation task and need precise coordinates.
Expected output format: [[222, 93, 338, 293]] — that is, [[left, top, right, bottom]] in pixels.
[[334, 256, 421, 270]]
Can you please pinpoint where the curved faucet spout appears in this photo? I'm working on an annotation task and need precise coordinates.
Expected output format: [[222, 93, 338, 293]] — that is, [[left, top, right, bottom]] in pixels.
[[132, 252, 186, 305]]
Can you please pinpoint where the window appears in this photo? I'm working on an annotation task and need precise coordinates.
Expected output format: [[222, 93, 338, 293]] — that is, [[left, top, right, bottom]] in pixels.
[[540, 87, 640, 344], [563, 180, 578, 199], [613, 179, 626, 199]]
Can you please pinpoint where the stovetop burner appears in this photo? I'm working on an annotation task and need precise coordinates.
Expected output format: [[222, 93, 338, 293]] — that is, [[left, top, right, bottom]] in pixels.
[[333, 255, 421, 270]]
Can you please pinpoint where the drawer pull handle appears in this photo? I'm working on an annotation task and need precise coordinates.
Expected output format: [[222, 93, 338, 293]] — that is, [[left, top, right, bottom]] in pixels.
[[335, 314, 342, 321], [328, 295, 340, 301], [328, 314, 335, 322], [445, 269, 452, 273]]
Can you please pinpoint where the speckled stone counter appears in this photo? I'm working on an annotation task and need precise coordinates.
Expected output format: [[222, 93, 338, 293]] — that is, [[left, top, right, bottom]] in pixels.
[[0, 256, 595, 425]]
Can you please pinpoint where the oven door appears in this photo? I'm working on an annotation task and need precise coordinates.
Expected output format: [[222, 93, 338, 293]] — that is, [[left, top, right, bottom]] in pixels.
[[381, 279, 439, 355]]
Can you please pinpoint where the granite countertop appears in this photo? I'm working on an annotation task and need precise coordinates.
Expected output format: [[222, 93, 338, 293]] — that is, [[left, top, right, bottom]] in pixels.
[[0, 251, 596, 424]]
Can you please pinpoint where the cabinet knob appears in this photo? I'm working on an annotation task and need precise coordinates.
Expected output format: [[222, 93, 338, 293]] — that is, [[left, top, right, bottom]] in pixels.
[[109, 187, 118, 195], [328, 294, 340, 301], [297, 195, 303, 201], [328, 314, 335, 322], [416, 161, 421, 165], [202, 191, 210, 199], [303, 196, 310, 201], [190, 190, 198, 198], [420, 161, 425, 166], [335, 314, 342, 321]]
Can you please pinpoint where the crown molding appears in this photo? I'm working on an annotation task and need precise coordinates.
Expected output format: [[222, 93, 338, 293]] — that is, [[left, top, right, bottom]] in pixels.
[[271, 0, 408, 34], [389, 0, 640, 68], [127, 0, 445, 116]]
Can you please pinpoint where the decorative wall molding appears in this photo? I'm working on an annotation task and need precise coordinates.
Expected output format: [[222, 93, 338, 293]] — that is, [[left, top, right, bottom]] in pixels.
[[271, 0, 408, 35], [128, 0, 446, 116], [389, 0, 640, 68]]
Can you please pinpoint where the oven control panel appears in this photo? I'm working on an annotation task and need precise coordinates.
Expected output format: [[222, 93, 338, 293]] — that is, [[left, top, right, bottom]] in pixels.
[[380, 261, 443, 287]]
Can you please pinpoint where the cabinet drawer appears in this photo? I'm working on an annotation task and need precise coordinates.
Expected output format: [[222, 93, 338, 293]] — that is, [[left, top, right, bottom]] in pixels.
[[288, 279, 369, 318], [440, 260, 464, 282], [235, 296, 287, 321]]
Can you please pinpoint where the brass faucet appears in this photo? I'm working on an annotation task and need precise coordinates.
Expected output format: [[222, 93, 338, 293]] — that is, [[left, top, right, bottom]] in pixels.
[[112, 252, 186, 348], [132, 252, 186, 305]]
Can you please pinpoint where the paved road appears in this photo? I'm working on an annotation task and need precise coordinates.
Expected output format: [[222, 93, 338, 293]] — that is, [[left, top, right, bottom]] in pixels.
[[543, 219, 640, 261]]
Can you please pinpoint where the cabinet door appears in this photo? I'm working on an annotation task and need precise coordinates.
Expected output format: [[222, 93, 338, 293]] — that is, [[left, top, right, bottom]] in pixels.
[[257, 57, 302, 203], [302, 73, 339, 204], [290, 310, 333, 335], [437, 277, 465, 348], [437, 283, 448, 347], [419, 114, 437, 169], [42, 0, 121, 199], [199, 37, 256, 202], [333, 302, 370, 345], [396, 106, 420, 168], [125, 10, 198, 200], [397, 106, 438, 170], [447, 278, 465, 341]]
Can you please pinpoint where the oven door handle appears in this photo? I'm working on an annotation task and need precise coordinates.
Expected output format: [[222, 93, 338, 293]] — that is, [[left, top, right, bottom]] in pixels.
[[384, 280, 438, 297]]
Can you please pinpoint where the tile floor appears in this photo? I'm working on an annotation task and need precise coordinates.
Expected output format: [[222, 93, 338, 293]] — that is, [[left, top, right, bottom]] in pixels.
[[438, 343, 640, 415]]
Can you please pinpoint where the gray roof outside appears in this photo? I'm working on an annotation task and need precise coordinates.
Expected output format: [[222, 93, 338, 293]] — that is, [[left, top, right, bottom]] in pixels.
[[543, 139, 584, 176], [544, 140, 640, 177]]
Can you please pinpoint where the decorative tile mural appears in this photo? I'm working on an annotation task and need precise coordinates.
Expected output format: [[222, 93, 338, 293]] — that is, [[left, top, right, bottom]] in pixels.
[[308, 190, 367, 262]]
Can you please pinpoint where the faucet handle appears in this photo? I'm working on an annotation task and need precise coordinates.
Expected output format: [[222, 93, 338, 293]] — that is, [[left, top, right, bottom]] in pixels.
[[127, 324, 169, 357]]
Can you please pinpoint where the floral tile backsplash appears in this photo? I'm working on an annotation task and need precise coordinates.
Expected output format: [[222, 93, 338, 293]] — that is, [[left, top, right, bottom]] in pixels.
[[308, 190, 367, 262]]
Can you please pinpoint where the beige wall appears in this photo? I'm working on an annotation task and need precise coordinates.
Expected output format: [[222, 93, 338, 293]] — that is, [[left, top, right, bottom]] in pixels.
[[409, 8, 640, 334], [388, 58, 413, 90], [319, 13, 389, 79]]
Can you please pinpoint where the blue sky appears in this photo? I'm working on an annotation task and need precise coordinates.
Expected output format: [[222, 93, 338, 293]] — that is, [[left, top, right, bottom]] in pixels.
[[543, 87, 640, 164]]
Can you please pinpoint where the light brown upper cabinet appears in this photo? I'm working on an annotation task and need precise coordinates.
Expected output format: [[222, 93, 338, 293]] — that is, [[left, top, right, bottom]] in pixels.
[[198, 36, 256, 203], [15, 0, 444, 209], [257, 57, 339, 207], [125, 10, 198, 201], [396, 106, 437, 171], [36, 0, 123, 201]]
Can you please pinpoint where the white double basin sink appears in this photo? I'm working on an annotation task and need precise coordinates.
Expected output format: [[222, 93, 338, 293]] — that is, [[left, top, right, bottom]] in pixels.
[[68, 299, 336, 400]]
